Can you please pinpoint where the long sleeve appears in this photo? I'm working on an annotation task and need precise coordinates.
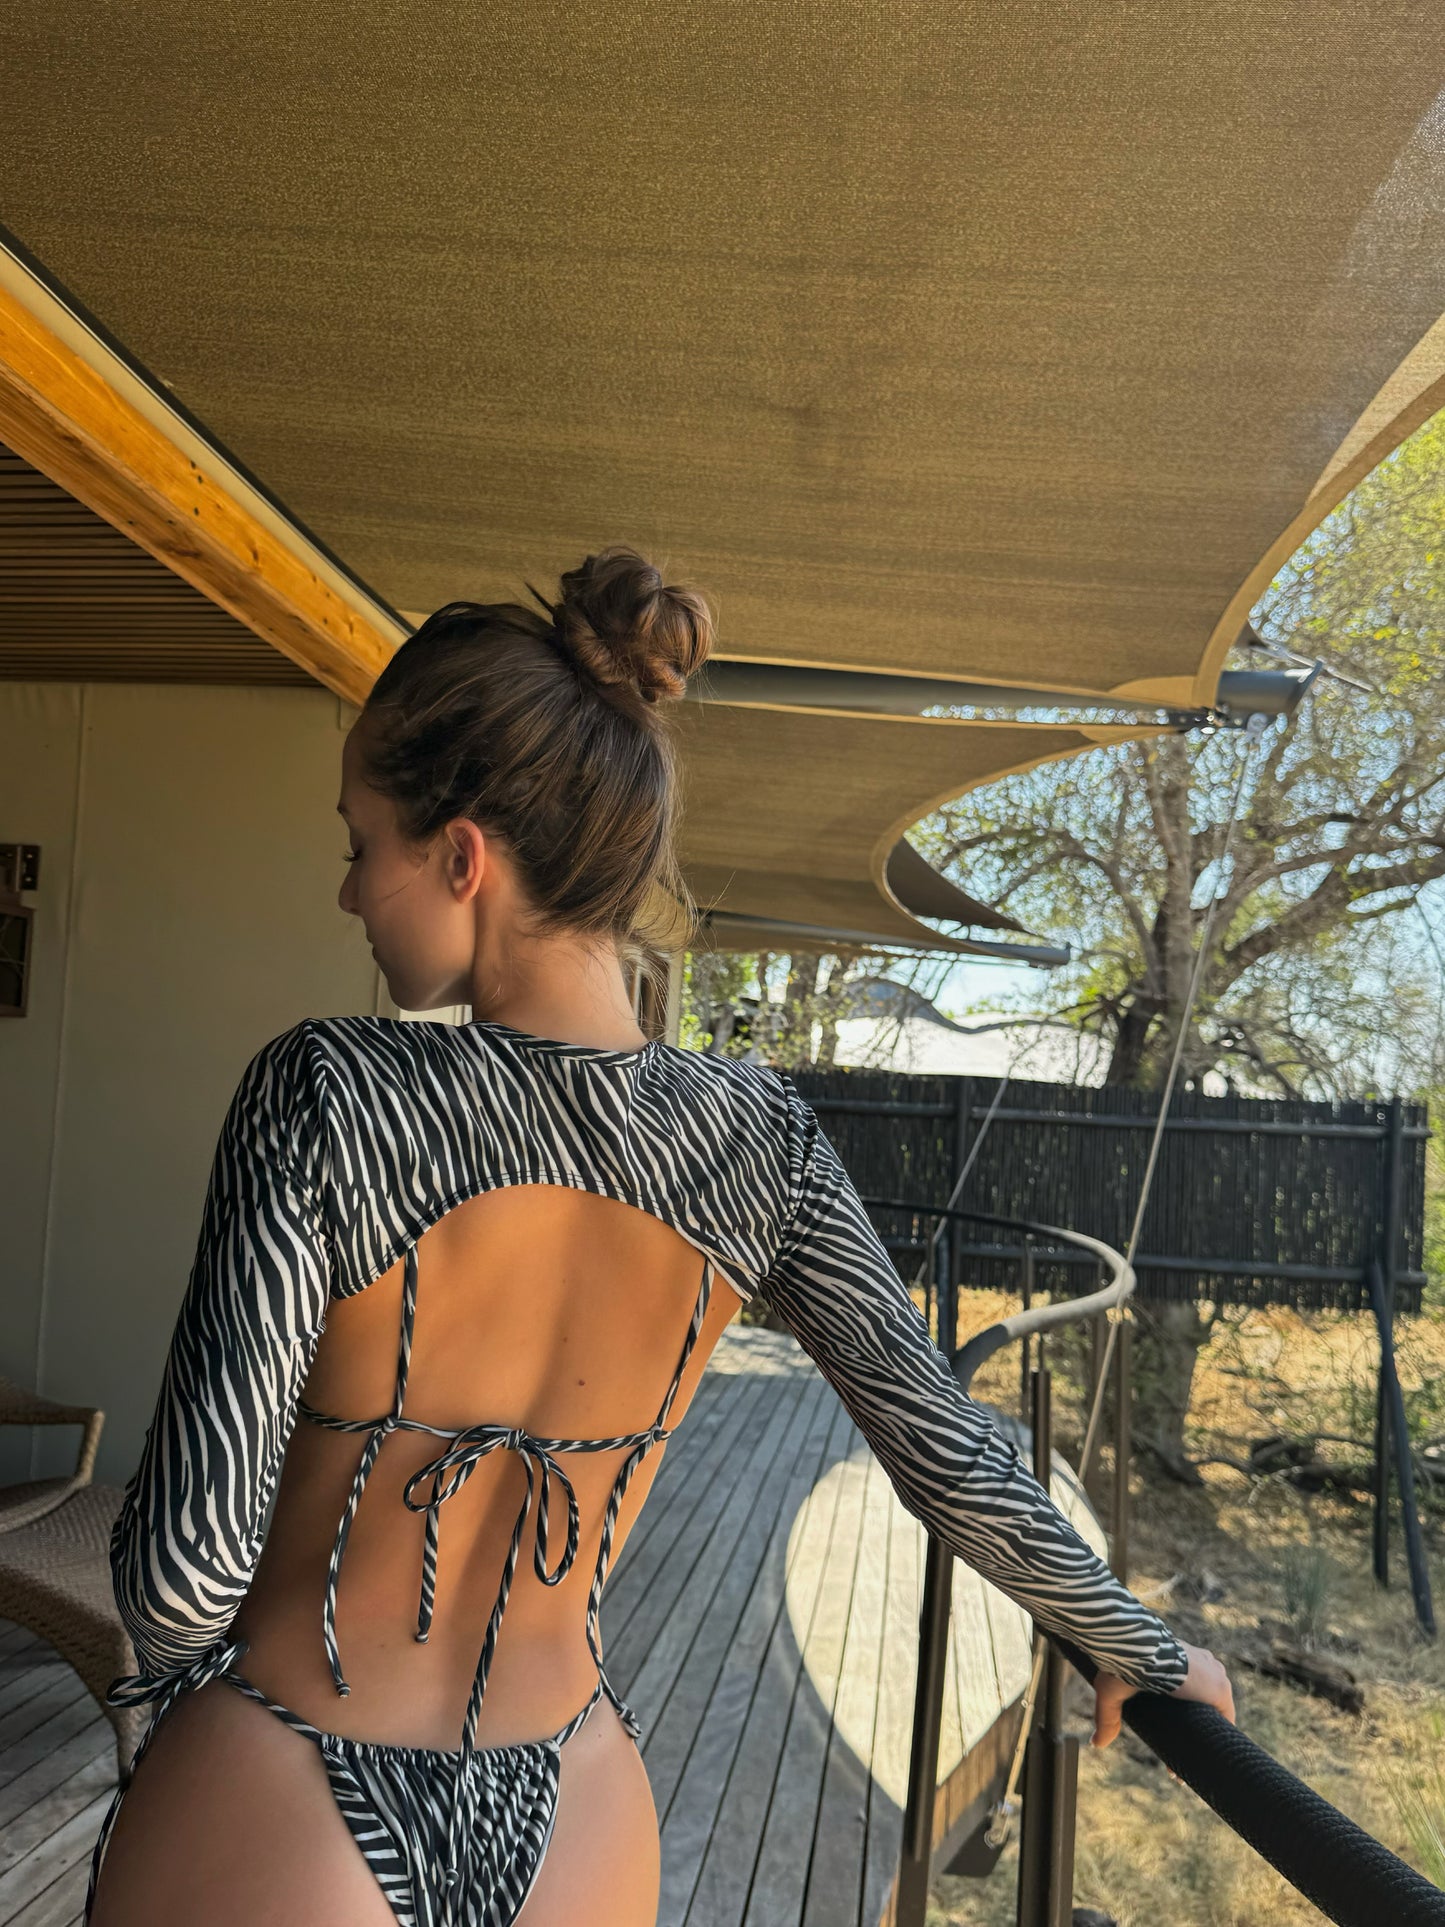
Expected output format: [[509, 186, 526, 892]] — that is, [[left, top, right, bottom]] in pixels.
[[759, 1076, 1188, 1694], [109, 1020, 333, 1681]]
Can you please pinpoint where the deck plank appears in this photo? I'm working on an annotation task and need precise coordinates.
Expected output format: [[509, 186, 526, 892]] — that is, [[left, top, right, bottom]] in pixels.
[[0, 1683, 88, 1765], [5, 1857, 90, 1927], [803, 1445, 890, 1927], [0, 1671, 72, 1733], [652, 1378, 838, 1926], [608, 1373, 729, 1585], [628, 1374, 814, 1748], [0, 1758, 112, 1879], [641, 1374, 824, 1817], [606, 1379, 776, 1681], [859, 1479, 924, 1927], [605, 1372, 772, 1647], [741, 1419, 870, 1927], [0, 1725, 111, 1837], [680, 1397, 859, 1927], [0, 1698, 111, 1799], [0, 1791, 109, 1925]]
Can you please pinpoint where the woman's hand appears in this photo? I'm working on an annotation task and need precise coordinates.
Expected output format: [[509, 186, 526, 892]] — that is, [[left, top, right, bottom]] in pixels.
[[1091, 1641, 1235, 1749]]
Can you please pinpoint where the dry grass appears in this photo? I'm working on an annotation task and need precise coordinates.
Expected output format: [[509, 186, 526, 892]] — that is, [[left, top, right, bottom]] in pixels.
[[925, 1291, 1445, 1926]]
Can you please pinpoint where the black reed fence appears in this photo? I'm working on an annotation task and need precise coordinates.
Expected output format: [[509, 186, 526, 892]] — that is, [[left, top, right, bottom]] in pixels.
[[785, 1067, 1429, 1313]]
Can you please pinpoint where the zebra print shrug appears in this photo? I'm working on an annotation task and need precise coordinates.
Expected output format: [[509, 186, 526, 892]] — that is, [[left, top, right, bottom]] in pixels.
[[109, 1014, 1190, 1697]]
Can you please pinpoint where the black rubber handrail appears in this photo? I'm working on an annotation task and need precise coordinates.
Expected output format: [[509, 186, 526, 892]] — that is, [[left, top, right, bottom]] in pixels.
[[1052, 1633, 1445, 1926], [868, 1194, 1445, 1926]]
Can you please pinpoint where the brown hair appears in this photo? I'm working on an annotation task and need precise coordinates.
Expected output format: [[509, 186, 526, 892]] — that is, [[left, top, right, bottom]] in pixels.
[[358, 545, 713, 954]]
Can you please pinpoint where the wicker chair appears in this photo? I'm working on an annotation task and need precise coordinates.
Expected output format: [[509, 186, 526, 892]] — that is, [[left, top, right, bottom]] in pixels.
[[0, 1378, 145, 1777]]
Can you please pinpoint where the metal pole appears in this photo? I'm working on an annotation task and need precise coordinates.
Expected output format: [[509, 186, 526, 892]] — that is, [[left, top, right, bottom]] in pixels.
[[1017, 1360, 1075, 1927], [662, 949, 685, 1046], [1385, 1097, 1407, 1279], [1374, 1345, 1391, 1587], [935, 1232, 952, 1358], [896, 1532, 956, 1921], [944, 1078, 974, 1364], [1015, 1637, 1051, 1927], [1374, 1099, 1405, 1587], [1111, 1313, 1131, 1583], [1084, 1288, 1109, 1517], [1020, 1238, 1035, 1418], [1368, 1261, 1436, 1637], [1045, 1714, 1079, 1927]]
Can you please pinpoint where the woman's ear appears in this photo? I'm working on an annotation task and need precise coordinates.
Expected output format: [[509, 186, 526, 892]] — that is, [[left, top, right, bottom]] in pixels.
[[444, 818, 487, 901]]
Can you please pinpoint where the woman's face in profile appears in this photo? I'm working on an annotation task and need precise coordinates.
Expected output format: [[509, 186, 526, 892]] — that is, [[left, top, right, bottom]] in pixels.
[[336, 721, 480, 1012]]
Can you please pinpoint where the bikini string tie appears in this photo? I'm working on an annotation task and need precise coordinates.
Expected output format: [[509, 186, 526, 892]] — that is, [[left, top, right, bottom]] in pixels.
[[403, 1424, 583, 1643], [407, 1426, 582, 1922], [104, 1632, 251, 1712]]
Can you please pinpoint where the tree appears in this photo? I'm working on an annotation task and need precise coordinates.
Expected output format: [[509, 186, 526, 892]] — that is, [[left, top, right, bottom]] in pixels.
[[922, 410, 1445, 1101], [680, 946, 949, 1068], [916, 409, 1445, 1474]]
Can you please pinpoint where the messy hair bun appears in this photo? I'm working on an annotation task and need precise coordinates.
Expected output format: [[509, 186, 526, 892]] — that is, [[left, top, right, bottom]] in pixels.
[[359, 545, 713, 961], [545, 546, 714, 710]]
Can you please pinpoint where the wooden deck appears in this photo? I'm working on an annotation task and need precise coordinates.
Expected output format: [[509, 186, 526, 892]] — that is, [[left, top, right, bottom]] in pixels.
[[0, 1324, 1104, 1927]]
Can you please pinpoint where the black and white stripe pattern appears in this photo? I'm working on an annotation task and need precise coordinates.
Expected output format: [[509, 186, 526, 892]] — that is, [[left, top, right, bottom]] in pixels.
[[88, 1011, 1187, 1924], [222, 1672, 565, 1927]]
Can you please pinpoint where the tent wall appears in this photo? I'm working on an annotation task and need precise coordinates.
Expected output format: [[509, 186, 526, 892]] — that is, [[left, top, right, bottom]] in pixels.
[[0, 680, 385, 1484]]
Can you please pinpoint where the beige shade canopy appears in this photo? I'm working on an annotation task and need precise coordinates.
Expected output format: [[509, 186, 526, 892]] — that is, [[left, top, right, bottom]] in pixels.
[[3, 4, 1445, 946]]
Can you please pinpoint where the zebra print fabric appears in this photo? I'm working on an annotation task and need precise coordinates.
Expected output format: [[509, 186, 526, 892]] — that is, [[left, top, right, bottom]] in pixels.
[[88, 1012, 1188, 1924]]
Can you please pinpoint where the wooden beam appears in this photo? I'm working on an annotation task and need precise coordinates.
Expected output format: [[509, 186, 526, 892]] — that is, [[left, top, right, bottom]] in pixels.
[[0, 268, 401, 704]]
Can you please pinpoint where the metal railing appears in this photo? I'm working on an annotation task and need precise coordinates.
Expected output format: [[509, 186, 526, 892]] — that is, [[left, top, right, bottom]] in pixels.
[[866, 1196, 1445, 1927]]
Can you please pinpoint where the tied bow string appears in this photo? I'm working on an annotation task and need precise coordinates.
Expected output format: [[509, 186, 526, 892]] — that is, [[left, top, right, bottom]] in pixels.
[[409, 1423, 588, 1927], [402, 1423, 586, 1646]]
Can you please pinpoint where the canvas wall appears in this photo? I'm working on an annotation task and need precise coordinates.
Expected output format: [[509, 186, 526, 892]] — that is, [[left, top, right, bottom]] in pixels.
[[0, 679, 409, 1485]]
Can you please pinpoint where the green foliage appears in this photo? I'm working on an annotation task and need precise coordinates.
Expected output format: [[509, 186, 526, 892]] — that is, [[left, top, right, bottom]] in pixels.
[[1422, 1089, 1445, 1313], [1280, 1541, 1335, 1646], [679, 945, 943, 1069], [1382, 1707, 1445, 1890], [678, 950, 757, 1055]]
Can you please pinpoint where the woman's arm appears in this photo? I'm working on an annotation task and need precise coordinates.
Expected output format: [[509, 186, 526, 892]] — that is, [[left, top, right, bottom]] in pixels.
[[760, 1078, 1188, 1694], [108, 1021, 332, 1679]]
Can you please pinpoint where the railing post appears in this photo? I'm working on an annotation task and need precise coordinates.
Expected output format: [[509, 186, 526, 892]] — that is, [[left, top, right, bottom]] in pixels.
[[1083, 1281, 1108, 1517], [935, 1231, 953, 1360], [946, 1078, 974, 1361], [1015, 1633, 1051, 1927], [1044, 1655, 1079, 1927], [1374, 1098, 1405, 1586], [895, 1531, 955, 1923], [1020, 1237, 1035, 1418], [1374, 1317, 1391, 1587], [1111, 1310, 1131, 1583], [1368, 1259, 1435, 1637], [1016, 1355, 1078, 1927], [895, 1211, 958, 1927]]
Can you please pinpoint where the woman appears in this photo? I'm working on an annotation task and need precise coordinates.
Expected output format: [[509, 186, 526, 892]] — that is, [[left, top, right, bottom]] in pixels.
[[86, 546, 1232, 1927]]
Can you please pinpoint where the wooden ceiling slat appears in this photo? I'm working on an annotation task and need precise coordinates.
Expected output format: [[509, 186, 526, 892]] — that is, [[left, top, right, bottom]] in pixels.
[[0, 274, 403, 698], [0, 441, 318, 684]]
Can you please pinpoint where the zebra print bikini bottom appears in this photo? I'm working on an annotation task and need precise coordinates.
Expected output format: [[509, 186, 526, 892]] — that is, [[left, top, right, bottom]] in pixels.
[[86, 1651, 633, 1927], [216, 1667, 617, 1927]]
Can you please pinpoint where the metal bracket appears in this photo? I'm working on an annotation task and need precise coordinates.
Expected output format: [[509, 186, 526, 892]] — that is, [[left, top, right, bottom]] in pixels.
[[0, 844, 40, 898]]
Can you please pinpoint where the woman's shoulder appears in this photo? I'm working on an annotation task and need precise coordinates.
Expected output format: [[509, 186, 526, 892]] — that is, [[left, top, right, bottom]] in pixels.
[[287, 1018, 808, 1290]]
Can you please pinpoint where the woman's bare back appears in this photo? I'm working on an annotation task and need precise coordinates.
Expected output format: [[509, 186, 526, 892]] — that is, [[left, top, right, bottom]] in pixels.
[[92, 1187, 744, 1926]]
